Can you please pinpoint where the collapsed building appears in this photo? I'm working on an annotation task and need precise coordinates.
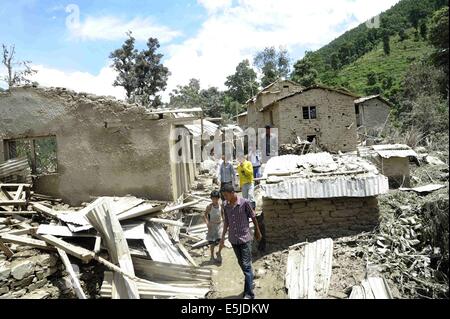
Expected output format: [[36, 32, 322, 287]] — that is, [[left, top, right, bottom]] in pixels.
[[0, 86, 207, 205], [260, 153, 389, 247], [357, 144, 419, 188]]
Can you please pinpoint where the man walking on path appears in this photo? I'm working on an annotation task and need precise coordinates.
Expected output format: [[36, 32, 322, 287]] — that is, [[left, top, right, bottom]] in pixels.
[[220, 184, 262, 299], [248, 145, 262, 180]]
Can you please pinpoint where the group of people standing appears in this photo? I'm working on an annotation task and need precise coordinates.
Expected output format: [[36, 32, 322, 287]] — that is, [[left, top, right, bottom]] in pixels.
[[203, 126, 276, 299], [203, 148, 264, 299]]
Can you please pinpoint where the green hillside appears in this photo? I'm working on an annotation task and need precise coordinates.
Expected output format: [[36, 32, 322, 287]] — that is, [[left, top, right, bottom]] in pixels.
[[331, 29, 433, 98], [292, 0, 448, 100]]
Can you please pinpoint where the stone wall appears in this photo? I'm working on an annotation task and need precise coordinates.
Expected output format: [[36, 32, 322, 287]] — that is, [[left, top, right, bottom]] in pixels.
[[274, 88, 358, 151], [262, 196, 380, 248], [0, 250, 62, 299], [0, 87, 180, 205], [359, 99, 390, 131]]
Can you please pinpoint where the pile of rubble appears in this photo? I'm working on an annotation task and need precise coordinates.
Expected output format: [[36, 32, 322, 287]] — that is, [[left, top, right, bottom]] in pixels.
[[0, 170, 218, 299]]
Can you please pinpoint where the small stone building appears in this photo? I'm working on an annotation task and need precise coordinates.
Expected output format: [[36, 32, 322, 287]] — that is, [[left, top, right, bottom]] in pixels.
[[0, 86, 199, 205], [245, 79, 303, 131], [233, 111, 248, 129], [354, 95, 392, 136], [258, 85, 360, 152], [358, 144, 418, 188], [260, 153, 389, 248]]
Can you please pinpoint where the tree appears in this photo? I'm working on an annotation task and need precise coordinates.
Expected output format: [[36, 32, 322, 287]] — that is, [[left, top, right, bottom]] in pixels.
[[1, 44, 37, 89], [168, 78, 203, 109], [382, 31, 391, 55], [329, 52, 340, 70], [428, 6, 449, 78], [399, 29, 408, 41], [419, 20, 428, 39], [167, 79, 227, 118], [110, 32, 169, 107], [109, 32, 137, 100], [291, 52, 318, 87], [225, 59, 259, 104], [367, 71, 378, 86], [254, 46, 290, 87]]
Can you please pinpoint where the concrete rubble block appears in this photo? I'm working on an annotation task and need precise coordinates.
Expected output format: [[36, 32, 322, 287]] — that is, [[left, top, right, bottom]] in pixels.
[[35, 270, 46, 280], [31, 253, 58, 268], [11, 288, 27, 298], [12, 250, 40, 258], [10, 260, 35, 280], [0, 286, 9, 294], [0, 261, 11, 281], [44, 266, 59, 277], [28, 278, 48, 292], [22, 289, 51, 299], [11, 275, 33, 289]]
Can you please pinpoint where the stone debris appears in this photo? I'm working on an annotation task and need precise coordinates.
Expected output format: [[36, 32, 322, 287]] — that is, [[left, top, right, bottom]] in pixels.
[[0, 190, 214, 299]]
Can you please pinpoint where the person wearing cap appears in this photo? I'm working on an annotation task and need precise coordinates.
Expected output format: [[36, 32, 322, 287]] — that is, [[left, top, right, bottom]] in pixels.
[[204, 190, 224, 263], [219, 183, 262, 299]]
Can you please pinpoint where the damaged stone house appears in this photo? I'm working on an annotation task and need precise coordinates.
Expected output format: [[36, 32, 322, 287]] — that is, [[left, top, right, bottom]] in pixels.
[[0, 86, 202, 205], [261, 152, 389, 248], [242, 80, 394, 153], [354, 95, 392, 138]]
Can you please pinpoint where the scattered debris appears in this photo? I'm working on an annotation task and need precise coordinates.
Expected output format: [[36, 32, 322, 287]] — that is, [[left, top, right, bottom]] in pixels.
[[399, 184, 446, 194], [349, 277, 393, 299], [285, 238, 333, 299]]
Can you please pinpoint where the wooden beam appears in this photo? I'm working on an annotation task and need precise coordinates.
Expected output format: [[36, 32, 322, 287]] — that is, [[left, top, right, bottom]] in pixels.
[[0, 211, 36, 217], [0, 187, 13, 200], [0, 200, 27, 206], [0, 233, 54, 250], [117, 204, 165, 221], [94, 235, 102, 253], [56, 248, 87, 299], [177, 243, 198, 267], [34, 234, 93, 262], [147, 218, 184, 227], [31, 203, 60, 220], [86, 200, 140, 299], [14, 185, 24, 201], [0, 240, 13, 258]]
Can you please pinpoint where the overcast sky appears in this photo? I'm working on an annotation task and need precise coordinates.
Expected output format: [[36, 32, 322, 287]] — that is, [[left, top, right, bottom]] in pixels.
[[0, 0, 400, 101]]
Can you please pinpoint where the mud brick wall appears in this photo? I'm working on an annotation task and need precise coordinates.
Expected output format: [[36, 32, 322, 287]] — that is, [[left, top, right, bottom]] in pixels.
[[262, 196, 380, 248]]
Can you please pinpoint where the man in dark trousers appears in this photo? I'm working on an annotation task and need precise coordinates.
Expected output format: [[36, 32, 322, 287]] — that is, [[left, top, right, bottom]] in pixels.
[[219, 184, 262, 299]]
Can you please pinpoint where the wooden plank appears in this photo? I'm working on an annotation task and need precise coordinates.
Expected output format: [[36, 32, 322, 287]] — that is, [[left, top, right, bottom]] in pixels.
[[94, 235, 102, 253], [117, 204, 165, 221], [4, 228, 36, 236], [0, 233, 54, 250], [85, 199, 140, 299], [147, 218, 184, 227], [31, 203, 60, 220], [0, 200, 27, 206], [56, 248, 87, 299], [34, 234, 93, 261], [179, 233, 202, 241], [0, 240, 13, 258], [36, 224, 96, 238], [0, 211, 36, 216], [14, 185, 24, 201], [0, 187, 13, 200], [177, 243, 198, 267]]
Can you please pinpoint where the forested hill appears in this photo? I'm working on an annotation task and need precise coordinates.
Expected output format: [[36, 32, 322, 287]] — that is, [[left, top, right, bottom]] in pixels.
[[294, 0, 448, 100]]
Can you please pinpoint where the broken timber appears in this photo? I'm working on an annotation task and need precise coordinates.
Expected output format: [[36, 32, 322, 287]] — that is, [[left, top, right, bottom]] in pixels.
[[57, 248, 87, 299], [85, 199, 140, 299], [349, 277, 393, 299]]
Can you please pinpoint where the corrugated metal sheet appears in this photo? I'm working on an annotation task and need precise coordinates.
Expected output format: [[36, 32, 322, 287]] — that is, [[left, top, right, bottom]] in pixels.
[[372, 144, 418, 158], [285, 238, 333, 299], [183, 119, 218, 137], [0, 157, 32, 183], [60, 197, 145, 231], [262, 174, 389, 199], [143, 222, 189, 266], [349, 277, 392, 299]]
